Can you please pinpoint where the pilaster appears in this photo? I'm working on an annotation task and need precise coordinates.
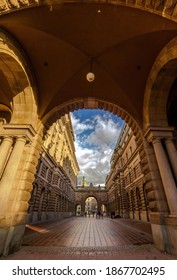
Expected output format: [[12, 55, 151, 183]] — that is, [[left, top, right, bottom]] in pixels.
[[145, 126, 177, 215]]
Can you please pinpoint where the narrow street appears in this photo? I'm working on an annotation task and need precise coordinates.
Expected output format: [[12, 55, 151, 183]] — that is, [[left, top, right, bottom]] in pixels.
[[2, 217, 176, 260]]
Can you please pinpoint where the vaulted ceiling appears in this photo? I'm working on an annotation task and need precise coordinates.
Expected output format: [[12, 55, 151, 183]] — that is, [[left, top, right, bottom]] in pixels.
[[1, 2, 177, 125]]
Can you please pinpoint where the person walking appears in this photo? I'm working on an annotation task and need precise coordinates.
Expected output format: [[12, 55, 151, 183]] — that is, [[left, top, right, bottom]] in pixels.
[[97, 210, 101, 219]]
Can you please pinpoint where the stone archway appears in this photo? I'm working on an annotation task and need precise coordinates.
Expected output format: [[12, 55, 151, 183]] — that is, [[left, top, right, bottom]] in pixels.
[[85, 196, 98, 214], [144, 37, 177, 130], [44, 98, 161, 216], [0, 93, 169, 256], [0, 39, 174, 257], [0, 1, 177, 257], [143, 37, 177, 255], [75, 186, 108, 214], [0, 32, 42, 256]]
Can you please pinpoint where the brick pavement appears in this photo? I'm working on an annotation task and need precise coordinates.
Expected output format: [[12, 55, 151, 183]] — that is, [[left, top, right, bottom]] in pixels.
[[1, 216, 177, 260]]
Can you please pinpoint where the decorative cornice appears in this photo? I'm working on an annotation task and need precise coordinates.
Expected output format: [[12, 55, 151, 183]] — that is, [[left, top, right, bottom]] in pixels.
[[1, 0, 177, 23], [0, 123, 37, 142], [144, 126, 175, 143]]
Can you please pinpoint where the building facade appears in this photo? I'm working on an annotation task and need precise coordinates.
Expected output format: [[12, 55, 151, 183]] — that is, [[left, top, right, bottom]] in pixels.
[[106, 123, 149, 222], [27, 115, 79, 223]]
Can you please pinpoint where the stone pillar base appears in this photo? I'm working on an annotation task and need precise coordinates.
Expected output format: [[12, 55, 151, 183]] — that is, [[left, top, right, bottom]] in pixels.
[[0, 225, 25, 256], [140, 211, 149, 222], [150, 212, 177, 255], [129, 211, 135, 219], [122, 210, 129, 218], [134, 211, 141, 221], [165, 215, 177, 256]]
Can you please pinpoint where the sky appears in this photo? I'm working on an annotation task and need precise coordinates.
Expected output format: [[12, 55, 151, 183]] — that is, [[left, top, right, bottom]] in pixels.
[[70, 109, 124, 186]]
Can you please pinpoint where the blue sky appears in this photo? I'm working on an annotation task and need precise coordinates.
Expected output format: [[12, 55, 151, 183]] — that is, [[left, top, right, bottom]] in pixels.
[[70, 109, 124, 186]]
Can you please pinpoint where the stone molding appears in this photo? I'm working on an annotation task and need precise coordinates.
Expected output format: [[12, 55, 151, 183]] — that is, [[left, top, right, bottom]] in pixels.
[[1, 0, 177, 23], [144, 126, 175, 143], [0, 124, 37, 142]]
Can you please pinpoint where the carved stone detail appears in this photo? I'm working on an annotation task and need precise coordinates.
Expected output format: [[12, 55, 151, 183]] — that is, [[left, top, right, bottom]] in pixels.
[[1, 0, 177, 18], [0, 0, 9, 11]]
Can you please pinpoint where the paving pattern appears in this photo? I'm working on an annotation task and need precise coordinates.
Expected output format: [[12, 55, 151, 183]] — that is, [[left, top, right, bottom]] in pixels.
[[2, 216, 177, 260]]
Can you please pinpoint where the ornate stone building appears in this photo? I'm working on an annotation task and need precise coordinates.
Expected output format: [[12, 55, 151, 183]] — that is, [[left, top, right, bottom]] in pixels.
[[106, 123, 149, 222], [27, 115, 79, 223], [0, 0, 177, 257], [75, 185, 107, 215]]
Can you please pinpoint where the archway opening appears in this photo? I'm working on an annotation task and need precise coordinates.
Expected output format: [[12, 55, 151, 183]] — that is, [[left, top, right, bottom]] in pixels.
[[85, 196, 98, 216], [28, 106, 151, 225], [75, 204, 81, 216]]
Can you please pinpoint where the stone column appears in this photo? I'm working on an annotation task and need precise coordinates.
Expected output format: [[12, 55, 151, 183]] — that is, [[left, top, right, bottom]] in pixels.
[[0, 136, 13, 177], [0, 136, 27, 213], [152, 138, 177, 215], [164, 138, 177, 182]]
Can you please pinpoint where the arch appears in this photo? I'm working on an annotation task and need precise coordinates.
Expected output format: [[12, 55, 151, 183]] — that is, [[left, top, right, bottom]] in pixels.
[[41, 99, 147, 176], [0, 30, 38, 127], [0, 4, 176, 256], [84, 195, 99, 205], [143, 36, 177, 130], [85, 196, 98, 214], [42, 97, 141, 132], [75, 204, 81, 215], [101, 203, 107, 213]]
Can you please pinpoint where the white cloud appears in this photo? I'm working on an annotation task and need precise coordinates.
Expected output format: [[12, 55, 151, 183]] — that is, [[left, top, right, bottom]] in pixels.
[[71, 111, 123, 186], [71, 113, 93, 135], [85, 115, 121, 149]]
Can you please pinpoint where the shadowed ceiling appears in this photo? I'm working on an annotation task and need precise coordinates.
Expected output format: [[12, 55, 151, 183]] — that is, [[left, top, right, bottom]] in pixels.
[[1, 2, 177, 125]]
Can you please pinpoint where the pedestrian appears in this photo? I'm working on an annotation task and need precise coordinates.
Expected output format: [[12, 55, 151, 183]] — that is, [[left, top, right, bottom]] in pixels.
[[97, 210, 101, 219], [111, 211, 115, 219]]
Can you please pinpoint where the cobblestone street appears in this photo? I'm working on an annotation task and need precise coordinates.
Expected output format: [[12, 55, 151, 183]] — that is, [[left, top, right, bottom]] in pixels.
[[1, 216, 177, 260]]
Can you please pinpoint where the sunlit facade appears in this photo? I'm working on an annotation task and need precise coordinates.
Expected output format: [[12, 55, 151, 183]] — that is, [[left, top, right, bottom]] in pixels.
[[106, 123, 149, 222], [27, 114, 79, 223]]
